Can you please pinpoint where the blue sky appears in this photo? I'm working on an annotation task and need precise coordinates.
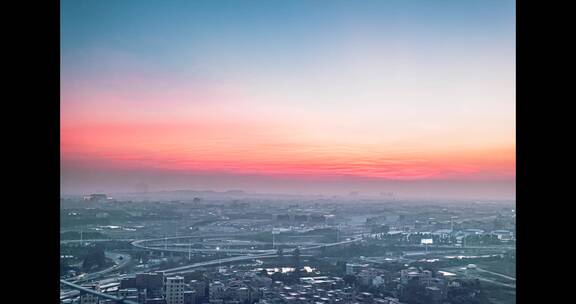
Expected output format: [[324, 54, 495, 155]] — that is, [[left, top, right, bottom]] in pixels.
[[62, 0, 515, 72]]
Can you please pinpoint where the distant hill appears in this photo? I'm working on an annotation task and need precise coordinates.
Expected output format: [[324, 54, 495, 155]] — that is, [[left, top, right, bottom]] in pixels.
[[107, 189, 327, 201]]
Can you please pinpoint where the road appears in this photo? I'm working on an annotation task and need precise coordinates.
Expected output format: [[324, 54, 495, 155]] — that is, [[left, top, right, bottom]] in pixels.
[[61, 234, 362, 300], [63, 234, 361, 280], [132, 234, 362, 255], [158, 236, 363, 275], [61, 238, 136, 244], [68, 252, 132, 284], [61, 279, 138, 304], [476, 267, 516, 281], [443, 266, 516, 289]]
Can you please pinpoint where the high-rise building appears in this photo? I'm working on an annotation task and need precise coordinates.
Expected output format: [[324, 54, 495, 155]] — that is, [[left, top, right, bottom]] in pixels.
[[184, 290, 197, 304], [136, 272, 165, 290], [165, 276, 185, 304], [189, 280, 207, 298]]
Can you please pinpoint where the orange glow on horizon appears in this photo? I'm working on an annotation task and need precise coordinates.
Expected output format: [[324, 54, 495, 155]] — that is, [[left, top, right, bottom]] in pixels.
[[61, 121, 514, 181]]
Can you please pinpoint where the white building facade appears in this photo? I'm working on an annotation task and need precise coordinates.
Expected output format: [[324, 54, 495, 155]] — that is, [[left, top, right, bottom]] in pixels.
[[166, 276, 185, 304]]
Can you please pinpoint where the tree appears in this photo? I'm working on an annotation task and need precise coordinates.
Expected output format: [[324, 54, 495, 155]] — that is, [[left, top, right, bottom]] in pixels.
[[82, 245, 106, 271], [400, 279, 428, 304], [336, 261, 347, 273], [270, 272, 284, 282], [343, 274, 357, 286], [446, 279, 486, 304]]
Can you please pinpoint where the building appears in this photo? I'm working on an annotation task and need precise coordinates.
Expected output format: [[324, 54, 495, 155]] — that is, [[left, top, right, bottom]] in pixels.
[[83, 193, 109, 202], [136, 272, 165, 290], [117, 288, 138, 299], [189, 280, 207, 298], [419, 270, 433, 286], [146, 299, 167, 304], [382, 297, 402, 304], [235, 287, 250, 302], [371, 224, 390, 234], [80, 284, 99, 304], [345, 263, 368, 275], [432, 229, 453, 240], [357, 268, 383, 287], [372, 275, 385, 288], [400, 267, 423, 284], [166, 276, 185, 304], [209, 281, 225, 300], [251, 275, 272, 288], [120, 272, 165, 300], [184, 290, 197, 304], [119, 277, 137, 289], [491, 229, 514, 241], [425, 286, 443, 304]]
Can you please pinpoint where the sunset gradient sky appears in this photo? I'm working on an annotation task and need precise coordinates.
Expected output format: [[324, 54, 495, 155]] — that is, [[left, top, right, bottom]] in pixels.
[[61, 0, 515, 198]]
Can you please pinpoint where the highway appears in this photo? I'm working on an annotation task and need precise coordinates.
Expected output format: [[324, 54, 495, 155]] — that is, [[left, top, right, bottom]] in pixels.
[[61, 279, 138, 304], [130, 233, 513, 276], [131, 233, 362, 255], [476, 267, 516, 281], [61, 232, 514, 302], [442, 266, 516, 289], [61, 234, 362, 301], [65, 233, 510, 283], [157, 236, 363, 275], [67, 252, 132, 284], [61, 238, 136, 244]]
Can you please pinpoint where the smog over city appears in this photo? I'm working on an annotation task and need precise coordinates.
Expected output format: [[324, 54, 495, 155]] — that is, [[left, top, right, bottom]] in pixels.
[[60, 1, 515, 304]]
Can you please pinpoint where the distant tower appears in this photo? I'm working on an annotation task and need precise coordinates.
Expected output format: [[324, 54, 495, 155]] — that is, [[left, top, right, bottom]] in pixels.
[[293, 247, 301, 275], [450, 218, 454, 244], [272, 228, 280, 250]]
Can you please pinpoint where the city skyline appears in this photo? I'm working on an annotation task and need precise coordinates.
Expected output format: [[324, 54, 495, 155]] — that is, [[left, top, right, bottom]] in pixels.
[[61, 0, 515, 199]]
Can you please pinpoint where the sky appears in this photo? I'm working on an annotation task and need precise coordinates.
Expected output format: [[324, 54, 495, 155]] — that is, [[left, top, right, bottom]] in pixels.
[[61, 0, 515, 199]]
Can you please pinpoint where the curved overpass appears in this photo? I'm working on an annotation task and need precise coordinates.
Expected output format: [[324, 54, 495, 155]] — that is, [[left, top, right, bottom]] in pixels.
[[131, 234, 362, 274], [131, 233, 361, 255]]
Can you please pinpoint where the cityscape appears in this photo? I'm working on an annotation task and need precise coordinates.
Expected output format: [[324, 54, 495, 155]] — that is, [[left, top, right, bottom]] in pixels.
[[60, 1, 516, 304], [60, 192, 515, 304]]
